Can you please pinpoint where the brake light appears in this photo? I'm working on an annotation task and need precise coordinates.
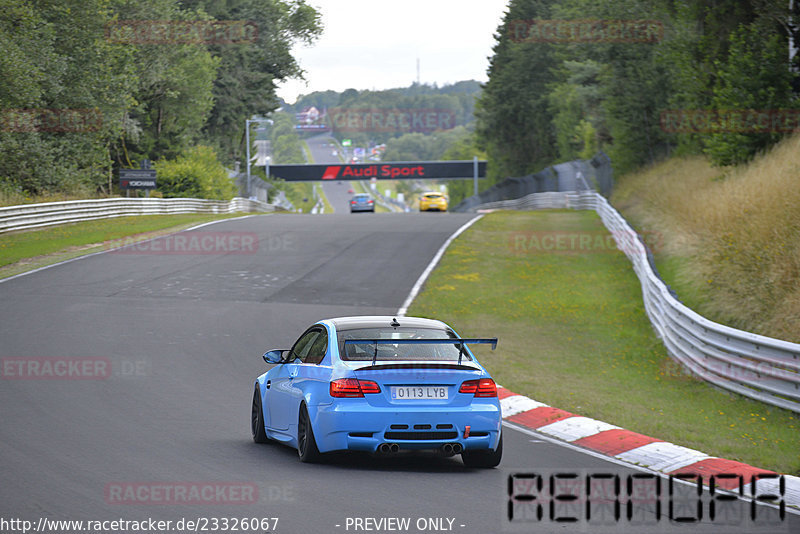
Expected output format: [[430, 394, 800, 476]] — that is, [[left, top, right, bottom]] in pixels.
[[368, 200, 373, 204], [475, 379, 497, 397], [359, 380, 381, 394], [459, 378, 497, 397], [331, 378, 361, 397], [330, 378, 381, 397]]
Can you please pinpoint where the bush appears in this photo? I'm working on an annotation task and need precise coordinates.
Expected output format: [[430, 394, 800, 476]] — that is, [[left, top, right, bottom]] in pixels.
[[154, 146, 236, 200]]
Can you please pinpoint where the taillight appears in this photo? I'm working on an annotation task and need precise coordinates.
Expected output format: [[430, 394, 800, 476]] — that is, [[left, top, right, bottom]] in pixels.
[[475, 379, 497, 397], [330, 378, 362, 397], [330, 378, 381, 397], [459, 378, 497, 398], [368, 200, 373, 204], [359, 380, 381, 394]]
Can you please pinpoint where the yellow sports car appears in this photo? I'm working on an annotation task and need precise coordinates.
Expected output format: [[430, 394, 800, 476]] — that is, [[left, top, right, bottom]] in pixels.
[[419, 192, 448, 212]]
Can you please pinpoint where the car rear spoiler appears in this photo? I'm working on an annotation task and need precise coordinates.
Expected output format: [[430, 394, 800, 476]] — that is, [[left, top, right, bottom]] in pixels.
[[343, 338, 497, 366]]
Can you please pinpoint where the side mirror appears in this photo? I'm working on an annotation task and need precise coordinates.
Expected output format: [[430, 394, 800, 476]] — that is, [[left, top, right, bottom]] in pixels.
[[263, 349, 288, 364]]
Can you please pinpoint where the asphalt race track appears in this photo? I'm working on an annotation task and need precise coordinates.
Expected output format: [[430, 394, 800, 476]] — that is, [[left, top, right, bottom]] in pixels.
[[1, 213, 796, 534], [305, 133, 384, 214]]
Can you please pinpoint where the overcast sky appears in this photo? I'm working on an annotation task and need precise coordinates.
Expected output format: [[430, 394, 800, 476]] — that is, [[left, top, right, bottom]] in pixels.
[[277, 0, 511, 104]]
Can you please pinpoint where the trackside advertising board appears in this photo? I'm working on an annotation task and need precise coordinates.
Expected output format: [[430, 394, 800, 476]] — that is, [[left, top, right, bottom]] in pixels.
[[119, 169, 157, 189], [268, 161, 487, 181]]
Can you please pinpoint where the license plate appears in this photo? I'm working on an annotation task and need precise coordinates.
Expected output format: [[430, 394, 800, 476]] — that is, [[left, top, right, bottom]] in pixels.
[[390, 386, 448, 400]]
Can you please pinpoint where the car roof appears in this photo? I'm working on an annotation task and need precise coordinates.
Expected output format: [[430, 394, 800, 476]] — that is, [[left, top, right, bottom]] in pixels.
[[324, 315, 450, 331]]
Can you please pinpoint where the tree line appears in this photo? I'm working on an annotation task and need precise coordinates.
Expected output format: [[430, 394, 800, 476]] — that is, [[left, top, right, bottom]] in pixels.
[[474, 0, 799, 188], [0, 0, 321, 199], [285, 81, 482, 149]]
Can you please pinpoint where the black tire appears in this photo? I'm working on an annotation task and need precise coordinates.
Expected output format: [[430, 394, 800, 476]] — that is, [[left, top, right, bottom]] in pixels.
[[251, 386, 268, 443], [461, 432, 502, 468], [297, 403, 321, 463]]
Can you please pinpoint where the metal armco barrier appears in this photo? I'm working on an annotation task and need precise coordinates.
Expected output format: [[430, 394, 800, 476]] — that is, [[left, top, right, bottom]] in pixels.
[[0, 197, 279, 234], [471, 190, 800, 414], [453, 151, 612, 212]]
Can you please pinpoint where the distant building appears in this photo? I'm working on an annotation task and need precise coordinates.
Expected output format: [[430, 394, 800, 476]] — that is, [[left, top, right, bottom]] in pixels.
[[296, 106, 320, 125]]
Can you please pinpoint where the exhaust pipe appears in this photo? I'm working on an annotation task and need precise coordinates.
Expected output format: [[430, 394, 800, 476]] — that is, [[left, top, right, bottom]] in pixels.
[[377, 443, 400, 455], [440, 443, 462, 456]]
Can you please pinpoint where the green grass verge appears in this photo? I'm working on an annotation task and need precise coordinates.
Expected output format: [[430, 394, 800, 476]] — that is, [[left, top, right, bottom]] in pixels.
[[301, 141, 313, 163], [317, 184, 334, 214], [0, 213, 253, 278], [407, 210, 799, 475], [281, 183, 316, 213]]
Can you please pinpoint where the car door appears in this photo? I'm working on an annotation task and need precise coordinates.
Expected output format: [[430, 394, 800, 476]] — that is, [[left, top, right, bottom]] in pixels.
[[266, 328, 321, 431], [290, 328, 330, 408]]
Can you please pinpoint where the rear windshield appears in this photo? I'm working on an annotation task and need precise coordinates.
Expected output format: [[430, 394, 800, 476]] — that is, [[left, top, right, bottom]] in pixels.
[[338, 327, 472, 361], [354, 194, 370, 200], [424, 193, 442, 198]]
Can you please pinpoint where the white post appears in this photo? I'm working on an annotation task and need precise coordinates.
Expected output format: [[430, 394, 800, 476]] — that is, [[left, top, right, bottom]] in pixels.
[[245, 119, 252, 199], [473, 156, 478, 196]]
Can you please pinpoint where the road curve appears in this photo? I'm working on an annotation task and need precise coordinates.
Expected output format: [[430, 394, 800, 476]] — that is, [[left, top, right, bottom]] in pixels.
[[1, 213, 794, 534]]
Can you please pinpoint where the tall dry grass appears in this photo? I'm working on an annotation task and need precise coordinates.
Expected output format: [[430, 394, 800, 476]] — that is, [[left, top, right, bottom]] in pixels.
[[612, 134, 800, 342]]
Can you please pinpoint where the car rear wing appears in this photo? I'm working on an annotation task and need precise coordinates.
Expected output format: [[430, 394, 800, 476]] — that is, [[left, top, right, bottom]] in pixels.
[[343, 338, 497, 366]]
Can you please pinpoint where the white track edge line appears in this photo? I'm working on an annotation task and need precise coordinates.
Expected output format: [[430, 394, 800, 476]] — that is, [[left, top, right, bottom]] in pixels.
[[396, 214, 484, 317], [0, 214, 262, 284]]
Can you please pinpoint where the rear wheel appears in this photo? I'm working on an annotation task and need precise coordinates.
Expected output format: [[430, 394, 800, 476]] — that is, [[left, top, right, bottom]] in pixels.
[[251, 386, 268, 444], [461, 432, 502, 468], [297, 403, 321, 463]]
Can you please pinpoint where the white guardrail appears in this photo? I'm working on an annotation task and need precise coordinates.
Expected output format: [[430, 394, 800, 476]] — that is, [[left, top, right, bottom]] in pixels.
[[0, 197, 279, 234], [474, 190, 800, 413]]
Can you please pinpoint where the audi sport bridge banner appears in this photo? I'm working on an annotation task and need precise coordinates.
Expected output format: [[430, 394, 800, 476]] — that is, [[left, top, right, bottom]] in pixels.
[[267, 161, 487, 181]]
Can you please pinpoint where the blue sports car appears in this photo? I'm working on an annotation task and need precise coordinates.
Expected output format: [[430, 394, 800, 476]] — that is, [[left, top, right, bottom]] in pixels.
[[251, 316, 503, 467]]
